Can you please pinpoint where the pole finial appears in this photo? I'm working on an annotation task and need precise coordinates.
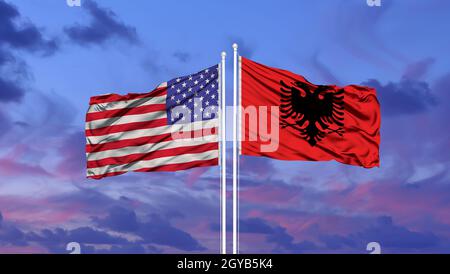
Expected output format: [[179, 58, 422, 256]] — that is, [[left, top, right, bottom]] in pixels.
[[232, 43, 238, 50], [221, 51, 227, 58]]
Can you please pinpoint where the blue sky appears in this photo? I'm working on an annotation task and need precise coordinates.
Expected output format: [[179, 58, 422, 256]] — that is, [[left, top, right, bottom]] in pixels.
[[0, 0, 449, 253]]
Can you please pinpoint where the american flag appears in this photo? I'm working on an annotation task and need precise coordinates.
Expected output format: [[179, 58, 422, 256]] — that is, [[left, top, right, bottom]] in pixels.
[[85, 65, 220, 179]]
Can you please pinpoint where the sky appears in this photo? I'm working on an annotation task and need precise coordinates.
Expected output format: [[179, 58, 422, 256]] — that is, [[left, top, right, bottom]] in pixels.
[[0, 0, 449, 253]]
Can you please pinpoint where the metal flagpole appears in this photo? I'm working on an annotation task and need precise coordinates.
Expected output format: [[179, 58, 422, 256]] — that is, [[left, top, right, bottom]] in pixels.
[[220, 51, 227, 254], [237, 54, 242, 254], [232, 43, 239, 254], [237, 54, 243, 254]]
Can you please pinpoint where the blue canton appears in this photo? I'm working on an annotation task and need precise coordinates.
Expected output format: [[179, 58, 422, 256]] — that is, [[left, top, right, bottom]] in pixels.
[[166, 64, 219, 124]]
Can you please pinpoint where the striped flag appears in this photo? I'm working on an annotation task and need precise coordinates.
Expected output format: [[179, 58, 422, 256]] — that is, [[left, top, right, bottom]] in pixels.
[[86, 65, 220, 179]]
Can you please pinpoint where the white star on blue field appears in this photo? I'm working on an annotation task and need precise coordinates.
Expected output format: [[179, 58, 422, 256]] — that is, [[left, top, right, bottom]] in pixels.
[[167, 65, 219, 124]]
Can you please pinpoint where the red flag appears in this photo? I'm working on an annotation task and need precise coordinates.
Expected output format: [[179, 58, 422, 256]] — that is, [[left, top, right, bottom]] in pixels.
[[240, 57, 380, 168]]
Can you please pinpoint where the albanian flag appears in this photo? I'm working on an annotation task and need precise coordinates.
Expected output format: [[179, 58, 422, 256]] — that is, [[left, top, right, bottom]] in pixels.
[[240, 57, 380, 168]]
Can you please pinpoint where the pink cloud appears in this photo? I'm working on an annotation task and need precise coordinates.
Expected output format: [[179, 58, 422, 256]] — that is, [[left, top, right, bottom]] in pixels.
[[0, 195, 86, 226], [239, 184, 301, 205], [0, 245, 49, 254], [0, 158, 51, 177], [185, 166, 211, 187]]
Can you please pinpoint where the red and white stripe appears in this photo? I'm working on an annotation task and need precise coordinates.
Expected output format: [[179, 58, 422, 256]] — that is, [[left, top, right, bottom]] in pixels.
[[86, 84, 219, 179]]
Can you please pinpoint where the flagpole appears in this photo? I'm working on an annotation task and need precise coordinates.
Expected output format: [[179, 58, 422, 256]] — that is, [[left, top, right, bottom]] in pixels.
[[237, 54, 242, 254], [232, 43, 239, 254], [220, 51, 227, 255]]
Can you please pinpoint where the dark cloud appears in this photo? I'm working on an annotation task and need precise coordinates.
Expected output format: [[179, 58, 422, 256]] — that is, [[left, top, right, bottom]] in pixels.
[[0, 48, 13, 65], [227, 36, 255, 58], [320, 234, 357, 250], [211, 217, 275, 234], [0, 49, 27, 102], [48, 188, 121, 216], [0, 210, 158, 253], [237, 214, 441, 253], [26, 227, 131, 253], [0, 1, 59, 103], [0, 76, 25, 102], [94, 206, 139, 232], [0, 205, 144, 253], [95, 207, 205, 251], [0, 0, 59, 55], [0, 212, 27, 246], [363, 78, 436, 117], [137, 214, 205, 251], [64, 0, 138, 46], [318, 216, 439, 252], [0, 111, 12, 137], [229, 217, 318, 253], [0, 226, 27, 246], [403, 58, 435, 80], [2, 187, 210, 253], [356, 216, 439, 249], [239, 218, 275, 234], [173, 51, 191, 63], [267, 226, 317, 253]]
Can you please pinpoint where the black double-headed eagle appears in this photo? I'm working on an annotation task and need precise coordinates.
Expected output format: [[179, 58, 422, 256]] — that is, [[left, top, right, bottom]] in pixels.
[[279, 80, 345, 146]]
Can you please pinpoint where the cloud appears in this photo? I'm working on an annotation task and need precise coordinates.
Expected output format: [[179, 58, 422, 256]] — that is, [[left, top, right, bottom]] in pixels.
[[26, 227, 131, 253], [328, 0, 405, 69], [173, 51, 191, 63], [95, 207, 205, 251], [105, 244, 151, 254], [64, 0, 138, 46], [0, 225, 27, 246], [0, 180, 216, 253], [93, 206, 139, 232], [266, 226, 317, 253], [227, 36, 255, 58], [239, 218, 275, 234], [356, 216, 439, 249], [60, 227, 128, 244], [0, 1, 58, 103], [0, 111, 12, 137], [363, 78, 436, 117], [239, 156, 276, 183], [0, 209, 145, 253], [433, 73, 450, 104], [320, 216, 439, 251], [0, 0, 59, 55], [0, 212, 28, 246], [0, 155, 52, 177], [403, 58, 435, 80], [232, 217, 317, 253], [55, 131, 86, 178], [0, 50, 27, 102], [137, 214, 205, 251], [0, 77, 25, 102], [185, 166, 212, 187]]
